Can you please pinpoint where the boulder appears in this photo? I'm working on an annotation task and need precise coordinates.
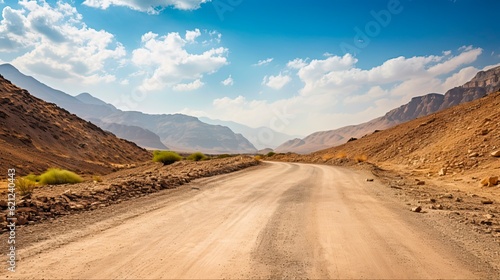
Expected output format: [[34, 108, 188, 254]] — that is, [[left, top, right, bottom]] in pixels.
[[438, 168, 447, 176], [481, 176, 499, 187], [491, 150, 500, 157]]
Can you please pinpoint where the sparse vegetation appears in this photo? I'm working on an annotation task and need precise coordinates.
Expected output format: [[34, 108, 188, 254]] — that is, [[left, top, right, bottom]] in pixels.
[[354, 154, 368, 163], [153, 151, 182, 165], [17, 177, 36, 196], [322, 153, 335, 162], [254, 155, 263, 161], [187, 152, 208, 161], [24, 173, 40, 183], [336, 151, 348, 159], [92, 175, 102, 182], [216, 154, 233, 159], [266, 152, 276, 157], [39, 168, 83, 185]]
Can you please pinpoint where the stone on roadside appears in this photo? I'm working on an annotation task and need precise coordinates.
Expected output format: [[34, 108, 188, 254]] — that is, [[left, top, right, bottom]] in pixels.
[[491, 150, 500, 157], [481, 176, 499, 187], [366, 179, 374, 182], [411, 206, 422, 213], [438, 168, 447, 176]]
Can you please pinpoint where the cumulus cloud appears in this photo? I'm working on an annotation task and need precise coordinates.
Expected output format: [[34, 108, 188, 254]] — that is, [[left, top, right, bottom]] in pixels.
[[206, 47, 487, 135], [288, 47, 483, 97], [0, 1, 124, 83], [262, 73, 291, 90], [221, 75, 233, 86], [132, 29, 228, 91], [253, 58, 273, 67], [172, 79, 204, 91], [82, 0, 210, 13], [287, 58, 307, 69]]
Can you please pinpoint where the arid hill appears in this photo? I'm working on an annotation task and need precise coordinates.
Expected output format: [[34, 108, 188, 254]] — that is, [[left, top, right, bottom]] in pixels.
[[276, 65, 500, 154], [277, 91, 500, 178], [0, 75, 151, 175]]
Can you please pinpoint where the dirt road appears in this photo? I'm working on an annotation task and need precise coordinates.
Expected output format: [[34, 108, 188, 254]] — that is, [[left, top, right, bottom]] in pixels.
[[5, 162, 498, 278]]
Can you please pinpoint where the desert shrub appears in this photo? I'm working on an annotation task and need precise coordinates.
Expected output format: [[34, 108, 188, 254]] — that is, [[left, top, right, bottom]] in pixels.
[[254, 155, 262, 161], [92, 175, 102, 182], [24, 173, 40, 183], [335, 151, 348, 159], [216, 154, 233, 159], [266, 152, 276, 157], [322, 153, 335, 161], [187, 152, 208, 161], [39, 168, 83, 185], [17, 177, 36, 196], [354, 154, 368, 163], [153, 151, 182, 165]]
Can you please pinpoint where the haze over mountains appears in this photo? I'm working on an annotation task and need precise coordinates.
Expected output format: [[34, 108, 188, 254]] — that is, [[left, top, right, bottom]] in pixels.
[[199, 117, 301, 150], [0, 64, 257, 154], [276, 65, 500, 154]]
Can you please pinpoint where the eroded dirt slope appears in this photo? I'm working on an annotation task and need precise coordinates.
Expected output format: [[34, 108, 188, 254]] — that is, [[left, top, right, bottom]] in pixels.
[[0, 75, 151, 176]]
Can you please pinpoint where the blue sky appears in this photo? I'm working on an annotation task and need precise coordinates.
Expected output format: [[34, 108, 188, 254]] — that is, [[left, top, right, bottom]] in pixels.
[[0, 0, 499, 136]]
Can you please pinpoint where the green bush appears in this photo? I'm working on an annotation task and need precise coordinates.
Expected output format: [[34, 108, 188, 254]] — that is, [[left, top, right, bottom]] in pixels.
[[187, 152, 208, 161], [17, 177, 36, 196], [266, 152, 276, 157], [24, 173, 40, 183], [153, 151, 182, 165], [39, 168, 83, 185]]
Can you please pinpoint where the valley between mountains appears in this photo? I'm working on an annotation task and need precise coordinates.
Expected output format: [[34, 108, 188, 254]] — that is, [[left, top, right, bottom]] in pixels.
[[0, 65, 499, 278]]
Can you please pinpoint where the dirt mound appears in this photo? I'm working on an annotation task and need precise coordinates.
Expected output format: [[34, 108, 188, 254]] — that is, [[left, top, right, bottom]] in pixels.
[[0, 75, 150, 176]]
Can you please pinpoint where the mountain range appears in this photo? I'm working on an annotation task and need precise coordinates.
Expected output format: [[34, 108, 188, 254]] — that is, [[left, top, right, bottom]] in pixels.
[[199, 117, 301, 150], [275, 65, 500, 154], [0, 64, 257, 154]]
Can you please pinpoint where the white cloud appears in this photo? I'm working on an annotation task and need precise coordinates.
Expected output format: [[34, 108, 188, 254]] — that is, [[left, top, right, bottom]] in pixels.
[[287, 58, 307, 69], [205, 47, 487, 135], [172, 79, 204, 91], [132, 30, 228, 91], [221, 75, 233, 86], [262, 73, 291, 90], [0, 1, 124, 84], [82, 0, 210, 13], [428, 47, 482, 75], [253, 58, 273, 67], [185, 28, 201, 43]]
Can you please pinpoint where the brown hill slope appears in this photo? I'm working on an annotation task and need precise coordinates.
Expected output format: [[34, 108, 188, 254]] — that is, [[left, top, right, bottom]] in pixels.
[[276, 65, 500, 154], [288, 91, 500, 177], [0, 75, 150, 175]]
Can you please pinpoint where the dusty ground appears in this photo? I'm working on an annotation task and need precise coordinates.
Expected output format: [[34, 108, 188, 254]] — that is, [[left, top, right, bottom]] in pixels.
[[1, 162, 499, 279]]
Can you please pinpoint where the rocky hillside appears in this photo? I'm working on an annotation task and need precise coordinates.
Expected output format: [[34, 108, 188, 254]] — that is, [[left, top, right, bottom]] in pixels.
[[0, 64, 257, 154], [0, 75, 151, 175], [275, 91, 500, 178], [276, 66, 500, 154]]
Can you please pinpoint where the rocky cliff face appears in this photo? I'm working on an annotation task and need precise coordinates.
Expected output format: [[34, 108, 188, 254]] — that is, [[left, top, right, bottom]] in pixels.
[[276, 65, 500, 154]]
